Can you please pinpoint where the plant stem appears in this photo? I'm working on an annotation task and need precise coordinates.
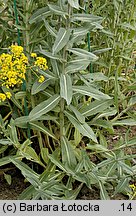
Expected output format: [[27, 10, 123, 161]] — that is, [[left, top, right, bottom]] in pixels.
[[60, 98, 65, 142], [59, 4, 72, 143]]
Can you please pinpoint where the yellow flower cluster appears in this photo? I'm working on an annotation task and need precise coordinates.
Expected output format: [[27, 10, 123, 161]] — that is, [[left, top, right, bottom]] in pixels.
[[34, 56, 48, 71], [0, 45, 28, 88], [31, 53, 37, 58], [0, 92, 11, 102], [30, 52, 48, 83], [130, 184, 135, 190], [0, 93, 6, 102], [0, 46, 48, 102], [38, 75, 45, 83]]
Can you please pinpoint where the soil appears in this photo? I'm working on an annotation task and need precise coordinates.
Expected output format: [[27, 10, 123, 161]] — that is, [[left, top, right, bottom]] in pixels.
[[0, 175, 28, 200]]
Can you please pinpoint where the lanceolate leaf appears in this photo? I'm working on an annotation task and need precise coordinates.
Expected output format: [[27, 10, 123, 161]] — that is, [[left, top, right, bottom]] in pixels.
[[68, 48, 98, 61], [29, 94, 60, 121], [68, 0, 80, 9], [14, 116, 29, 128], [29, 7, 51, 24], [73, 26, 91, 36], [89, 119, 114, 133], [31, 78, 53, 95], [43, 19, 57, 37], [18, 185, 35, 200], [48, 4, 68, 16], [0, 156, 22, 167], [99, 181, 110, 200], [93, 48, 112, 55], [69, 105, 85, 123], [29, 122, 57, 140], [65, 111, 97, 143], [50, 59, 60, 77], [10, 158, 40, 187], [113, 178, 130, 196], [61, 136, 77, 167], [80, 99, 113, 117], [73, 86, 111, 100], [66, 57, 90, 73], [48, 155, 67, 172], [52, 28, 71, 54], [60, 74, 72, 105], [39, 47, 63, 61], [72, 13, 102, 22], [112, 119, 136, 126], [22, 146, 40, 162]]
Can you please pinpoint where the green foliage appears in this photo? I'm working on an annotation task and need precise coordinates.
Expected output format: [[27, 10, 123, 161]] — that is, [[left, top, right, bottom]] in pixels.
[[0, 0, 136, 200]]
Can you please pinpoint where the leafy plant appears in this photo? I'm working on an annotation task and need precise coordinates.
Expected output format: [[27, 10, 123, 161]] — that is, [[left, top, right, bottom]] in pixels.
[[0, 0, 136, 200]]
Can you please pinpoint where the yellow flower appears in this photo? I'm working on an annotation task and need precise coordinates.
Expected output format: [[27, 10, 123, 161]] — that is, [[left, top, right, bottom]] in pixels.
[[31, 53, 37, 58], [10, 44, 23, 56], [34, 57, 48, 70], [130, 184, 135, 190], [5, 92, 12, 99], [38, 75, 45, 83], [0, 93, 6, 102]]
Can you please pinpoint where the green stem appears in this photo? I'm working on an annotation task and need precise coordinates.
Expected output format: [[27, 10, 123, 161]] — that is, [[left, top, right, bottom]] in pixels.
[[13, 0, 21, 45], [85, 2, 93, 73], [60, 98, 65, 142], [23, 0, 31, 139], [59, 4, 72, 143]]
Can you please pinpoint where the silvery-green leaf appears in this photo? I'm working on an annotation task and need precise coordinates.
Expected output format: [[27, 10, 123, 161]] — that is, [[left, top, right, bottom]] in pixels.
[[0, 156, 22, 167], [112, 119, 136, 126], [48, 155, 67, 172], [66, 57, 90, 73], [29, 7, 51, 24], [90, 119, 114, 133], [14, 116, 29, 128], [65, 111, 97, 143], [60, 74, 72, 105], [0, 139, 12, 146], [128, 96, 136, 106], [72, 13, 102, 22], [10, 158, 40, 187], [80, 99, 113, 117], [52, 28, 71, 54], [69, 105, 85, 123], [99, 181, 110, 200], [118, 161, 134, 175], [73, 85, 111, 100], [68, 0, 80, 9], [29, 122, 57, 140], [18, 185, 35, 200], [61, 136, 77, 167], [73, 26, 91, 36], [93, 48, 112, 54], [50, 59, 60, 77], [83, 72, 108, 81], [43, 19, 57, 37], [39, 46, 63, 61], [48, 4, 68, 16], [68, 48, 98, 61], [113, 178, 130, 196], [31, 78, 53, 95], [29, 94, 60, 121], [15, 91, 26, 100]]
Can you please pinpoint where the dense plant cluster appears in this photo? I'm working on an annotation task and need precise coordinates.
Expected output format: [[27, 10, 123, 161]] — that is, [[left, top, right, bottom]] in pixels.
[[0, 0, 136, 200]]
